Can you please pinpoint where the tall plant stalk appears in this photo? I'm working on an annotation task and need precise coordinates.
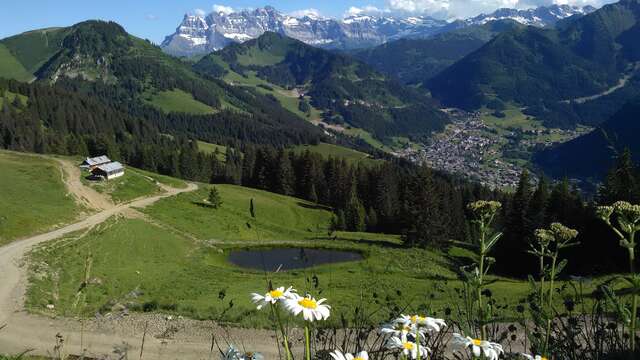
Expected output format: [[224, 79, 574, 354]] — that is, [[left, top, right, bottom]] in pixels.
[[304, 324, 311, 360], [465, 200, 503, 341], [597, 202, 640, 353], [272, 304, 292, 360], [531, 223, 579, 356]]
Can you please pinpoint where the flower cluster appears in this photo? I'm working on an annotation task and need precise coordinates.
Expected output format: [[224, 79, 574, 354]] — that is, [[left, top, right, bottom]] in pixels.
[[251, 285, 331, 321], [381, 314, 446, 359], [451, 334, 504, 360], [222, 346, 264, 360], [330, 350, 369, 360], [521, 354, 548, 360]]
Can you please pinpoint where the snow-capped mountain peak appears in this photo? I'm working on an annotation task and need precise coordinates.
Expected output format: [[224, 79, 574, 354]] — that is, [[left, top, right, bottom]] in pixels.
[[466, 4, 595, 27], [161, 4, 597, 57]]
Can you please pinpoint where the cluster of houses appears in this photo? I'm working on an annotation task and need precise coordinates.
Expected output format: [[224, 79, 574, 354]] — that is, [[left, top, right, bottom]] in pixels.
[[79, 155, 125, 180]]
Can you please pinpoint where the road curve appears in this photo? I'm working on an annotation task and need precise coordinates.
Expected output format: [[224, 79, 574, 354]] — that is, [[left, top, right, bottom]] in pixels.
[[0, 170, 232, 358]]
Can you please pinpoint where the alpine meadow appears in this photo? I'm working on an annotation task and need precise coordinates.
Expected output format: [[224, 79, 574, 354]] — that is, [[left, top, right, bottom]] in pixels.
[[2, 1, 640, 360]]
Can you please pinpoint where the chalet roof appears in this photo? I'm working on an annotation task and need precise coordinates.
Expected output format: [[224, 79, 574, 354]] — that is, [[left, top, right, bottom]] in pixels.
[[94, 161, 124, 173], [83, 155, 111, 166]]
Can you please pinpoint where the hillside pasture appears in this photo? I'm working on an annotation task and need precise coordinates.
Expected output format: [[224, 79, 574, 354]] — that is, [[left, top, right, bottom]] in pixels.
[[0, 151, 81, 245]]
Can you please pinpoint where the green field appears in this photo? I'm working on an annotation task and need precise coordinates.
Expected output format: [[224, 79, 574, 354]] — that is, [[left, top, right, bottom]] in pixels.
[[142, 185, 332, 241], [81, 167, 167, 203], [131, 167, 188, 189], [145, 89, 216, 115], [223, 70, 321, 120], [197, 140, 227, 161], [0, 28, 68, 74], [293, 143, 382, 166], [0, 44, 33, 82], [0, 152, 81, 245], [25, 213, 536, 328], [24, 181, 544, 328], [0, 90, 28, 108]]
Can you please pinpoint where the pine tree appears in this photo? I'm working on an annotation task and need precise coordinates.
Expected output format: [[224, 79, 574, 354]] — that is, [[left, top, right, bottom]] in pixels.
[[497, 170, 534, 275], [208, 187, 223, 209], [404, 167, 449, 247], [527, 176, 549, 230], [598, 148, 639, 204], [274, 150, 295, 195], [344, 179, 366, 231], [309, 183, 319, 204], [336, 209, 346, 231], [366, 207, 378, 232]]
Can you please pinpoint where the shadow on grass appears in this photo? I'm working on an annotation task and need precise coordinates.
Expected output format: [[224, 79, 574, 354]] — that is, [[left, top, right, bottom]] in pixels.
[[310, 235, 406, 249], [296, 202, 333, 211], [192, 201, 216, 209]]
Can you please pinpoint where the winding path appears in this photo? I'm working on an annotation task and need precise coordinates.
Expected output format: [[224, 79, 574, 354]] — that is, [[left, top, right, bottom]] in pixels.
[[0, 159, 276, 359], [560, 62, 640, 104]]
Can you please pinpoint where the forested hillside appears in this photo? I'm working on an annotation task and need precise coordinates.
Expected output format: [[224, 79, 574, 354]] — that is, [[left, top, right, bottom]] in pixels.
[[353, 20, 523, 85], [535, 97, 640, 180], [428, 0, 640, 127], [196, 32, 449, 142]]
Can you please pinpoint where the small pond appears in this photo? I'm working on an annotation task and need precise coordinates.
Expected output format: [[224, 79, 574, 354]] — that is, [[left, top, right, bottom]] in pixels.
[[228, 247, 363, 271]]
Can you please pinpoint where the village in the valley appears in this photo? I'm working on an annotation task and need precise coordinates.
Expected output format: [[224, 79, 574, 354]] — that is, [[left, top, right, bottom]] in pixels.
[[395, 109, 591, 188]]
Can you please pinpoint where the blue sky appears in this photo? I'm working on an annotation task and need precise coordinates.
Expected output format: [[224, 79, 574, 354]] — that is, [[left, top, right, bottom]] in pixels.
[[0, 0, 613, 43]]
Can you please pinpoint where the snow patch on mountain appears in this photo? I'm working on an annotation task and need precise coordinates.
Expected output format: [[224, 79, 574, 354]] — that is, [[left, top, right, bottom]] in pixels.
[[161, 4, 597, 57]]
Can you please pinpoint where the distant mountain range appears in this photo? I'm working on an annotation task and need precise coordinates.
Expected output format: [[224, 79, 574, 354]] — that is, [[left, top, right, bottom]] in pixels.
[[352, 20, 525, 85], [428, 0, 640, 127], [161, 4, 595, 56]]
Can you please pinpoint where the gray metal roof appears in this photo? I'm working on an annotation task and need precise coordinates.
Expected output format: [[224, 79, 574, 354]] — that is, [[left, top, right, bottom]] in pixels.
[[95, 161, 124, 173], [83, 155, 111, 166]]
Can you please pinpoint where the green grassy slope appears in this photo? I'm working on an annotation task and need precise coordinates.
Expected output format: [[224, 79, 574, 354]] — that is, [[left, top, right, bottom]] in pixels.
[[293, 143, 382, 166], [0, 152, 81, 245], [0, 28, 68, 74], [0, 44, 33, 81], [0, 90, 28, 108], [81, 166, 178, 203], [145, 89, 216, 115], [143, 185, 332, 241], [197, 140, 227, 161], [25, 214, 536, 327], [195, 32, 449, 145]]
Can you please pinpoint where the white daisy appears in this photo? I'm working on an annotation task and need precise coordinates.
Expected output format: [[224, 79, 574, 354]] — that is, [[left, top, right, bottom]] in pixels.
[[284, 293, 331, 321], [521, 354, 549, 360], [451, 333, 503, 360], [387, 335, 429, 359], [380, 321, 413, 337], [397, 314, 447, 333], [329, 350, 369, 360], [221, 346, 264, 360], [251, 286, 295, 310]]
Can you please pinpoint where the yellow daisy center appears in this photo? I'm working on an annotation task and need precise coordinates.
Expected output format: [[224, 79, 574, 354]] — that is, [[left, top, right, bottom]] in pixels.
[[472, 339, 482, 346], [411, 315, 425, 323], [403, 342, 414, 350], [269, 289, 284, 298], [298, 297, 317, 309], [354, 358, 365, 360]]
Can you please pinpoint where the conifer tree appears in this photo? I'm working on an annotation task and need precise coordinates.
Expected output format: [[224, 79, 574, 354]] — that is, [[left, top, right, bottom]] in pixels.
[[497, 170, 533, 274], [274, 150, 295, 196], [208, 186, 223, 209], [599, 148, 639, 204]]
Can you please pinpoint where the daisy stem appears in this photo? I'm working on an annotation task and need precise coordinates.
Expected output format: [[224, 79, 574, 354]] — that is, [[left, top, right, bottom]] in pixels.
[[416, 328, 422, 360], [304, 323, 312, 360], [273, 304, 292, 360], [543, 252, 558, 355], [628, 230, 637, 353]]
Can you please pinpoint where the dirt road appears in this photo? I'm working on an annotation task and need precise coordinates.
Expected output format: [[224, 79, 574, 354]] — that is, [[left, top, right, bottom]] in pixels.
[[0, 158, 276, 359]]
